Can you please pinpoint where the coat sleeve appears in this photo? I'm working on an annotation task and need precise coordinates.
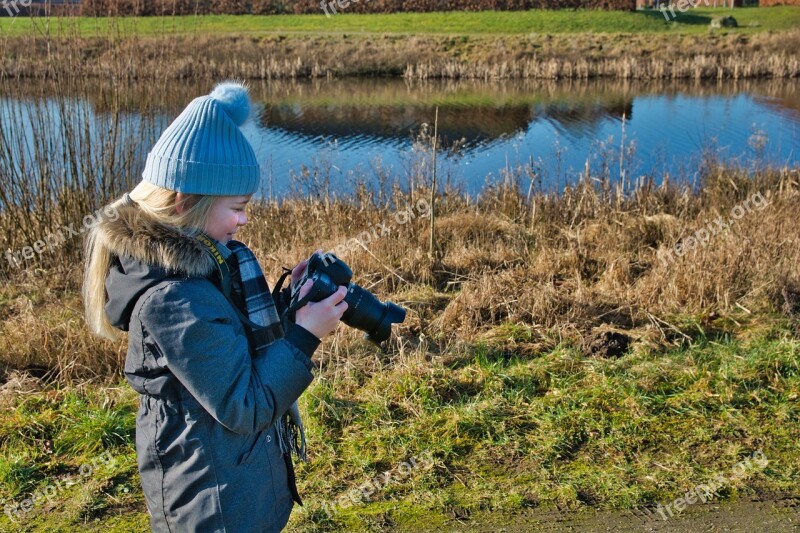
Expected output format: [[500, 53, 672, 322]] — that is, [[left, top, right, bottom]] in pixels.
[[138, 279, 315, 435]]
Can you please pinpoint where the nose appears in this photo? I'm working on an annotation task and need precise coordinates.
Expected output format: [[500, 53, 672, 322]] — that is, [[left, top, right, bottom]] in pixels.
[[238, 212, 248, 226]]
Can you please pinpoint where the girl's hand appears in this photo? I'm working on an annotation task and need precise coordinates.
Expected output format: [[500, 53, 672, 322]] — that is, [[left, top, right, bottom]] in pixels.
[[294, 280, 348, 339]]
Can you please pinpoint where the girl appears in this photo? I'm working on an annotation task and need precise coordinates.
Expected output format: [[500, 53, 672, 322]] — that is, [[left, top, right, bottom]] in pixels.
[[83, 81, 347, 532]]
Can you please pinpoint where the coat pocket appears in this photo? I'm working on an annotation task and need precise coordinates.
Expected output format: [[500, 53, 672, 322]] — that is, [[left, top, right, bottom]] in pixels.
[[235, 429, 271, 466]]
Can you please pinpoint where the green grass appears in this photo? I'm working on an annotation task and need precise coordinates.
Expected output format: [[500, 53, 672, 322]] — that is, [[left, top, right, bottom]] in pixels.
[[0, 7, 798, 38], [4, 312, 796, 531], [0, 384, 143, 530], [287, 317, 799, 530], [259, 84, 635, 108]]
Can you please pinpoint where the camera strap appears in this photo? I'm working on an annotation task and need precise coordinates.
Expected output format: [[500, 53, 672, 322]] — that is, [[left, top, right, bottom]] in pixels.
[[195, 232, 280, 335], [287, 287, 316, 315], [273, 267, 323, 325]]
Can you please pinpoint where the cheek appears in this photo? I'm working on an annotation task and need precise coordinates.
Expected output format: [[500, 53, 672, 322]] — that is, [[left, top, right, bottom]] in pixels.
[[217, 211, 239, 227], [205, 210, 238, 234]]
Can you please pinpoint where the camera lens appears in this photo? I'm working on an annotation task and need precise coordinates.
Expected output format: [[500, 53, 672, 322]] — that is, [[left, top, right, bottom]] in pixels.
[[341, 284, 406, 345], [365, 302, 406, 344]]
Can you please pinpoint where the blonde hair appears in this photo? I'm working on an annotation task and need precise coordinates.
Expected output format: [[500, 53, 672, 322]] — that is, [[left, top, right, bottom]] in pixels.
[[83, 181, 219, 341]]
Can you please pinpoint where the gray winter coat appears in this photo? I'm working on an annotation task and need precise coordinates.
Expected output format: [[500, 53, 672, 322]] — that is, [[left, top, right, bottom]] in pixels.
[[98, 200, 320, 532]]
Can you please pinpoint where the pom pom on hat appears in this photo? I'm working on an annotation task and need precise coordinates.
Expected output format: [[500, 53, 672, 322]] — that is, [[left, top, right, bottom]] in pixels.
[[210, 81, 251, 127]]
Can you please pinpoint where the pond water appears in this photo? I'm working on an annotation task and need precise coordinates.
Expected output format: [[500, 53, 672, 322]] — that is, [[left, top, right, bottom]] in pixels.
[[2, 78, 798, 197]]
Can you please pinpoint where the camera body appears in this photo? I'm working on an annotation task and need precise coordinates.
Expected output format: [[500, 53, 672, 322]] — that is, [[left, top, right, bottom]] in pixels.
[[290, 252, 406, 345]]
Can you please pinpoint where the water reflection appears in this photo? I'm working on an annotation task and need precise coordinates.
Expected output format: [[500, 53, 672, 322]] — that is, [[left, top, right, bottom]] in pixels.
[[2, 78, 798, 196], [249, 78, 799, 193], [256, 79, 640, 148]]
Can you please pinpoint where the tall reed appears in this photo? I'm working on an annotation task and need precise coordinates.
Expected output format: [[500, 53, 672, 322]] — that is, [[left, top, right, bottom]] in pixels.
[[3, 28, 799, 81], [0, 75, 166, 278]]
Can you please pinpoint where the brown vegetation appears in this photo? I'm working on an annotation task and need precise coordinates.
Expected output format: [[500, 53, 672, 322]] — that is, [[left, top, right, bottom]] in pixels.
[[760, 0, 800, 6], [2, 30, 799, 80], [1, 158, 798, 383]]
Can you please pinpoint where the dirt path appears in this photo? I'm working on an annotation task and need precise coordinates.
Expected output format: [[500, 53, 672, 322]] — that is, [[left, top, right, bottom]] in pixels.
[[412, 499, 800, 532]]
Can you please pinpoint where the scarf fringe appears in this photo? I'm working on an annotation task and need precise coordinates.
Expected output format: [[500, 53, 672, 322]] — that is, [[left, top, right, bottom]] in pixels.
[[277, 413, 308, 463]]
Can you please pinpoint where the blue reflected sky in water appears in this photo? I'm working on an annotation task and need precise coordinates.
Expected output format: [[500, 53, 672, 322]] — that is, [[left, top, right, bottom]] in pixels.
[[244, 85, 799, 197], [3, 79, 798, 198]]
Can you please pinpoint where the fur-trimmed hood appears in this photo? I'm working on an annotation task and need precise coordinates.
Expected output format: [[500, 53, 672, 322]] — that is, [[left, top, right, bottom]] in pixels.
[[97, 194, 216, 278], [97, 194, 217, 331]]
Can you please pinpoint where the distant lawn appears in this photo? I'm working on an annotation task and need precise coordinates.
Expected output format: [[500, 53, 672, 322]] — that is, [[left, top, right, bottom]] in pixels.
[[0, 7, 798, 38]]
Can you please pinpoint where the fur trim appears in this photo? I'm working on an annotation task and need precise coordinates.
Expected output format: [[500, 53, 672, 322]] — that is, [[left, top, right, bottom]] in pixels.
[[95, 196, 217, 279]]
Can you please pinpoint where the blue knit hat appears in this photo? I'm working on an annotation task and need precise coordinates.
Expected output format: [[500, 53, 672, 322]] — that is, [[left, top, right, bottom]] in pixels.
[[141, 81, 260, 196]]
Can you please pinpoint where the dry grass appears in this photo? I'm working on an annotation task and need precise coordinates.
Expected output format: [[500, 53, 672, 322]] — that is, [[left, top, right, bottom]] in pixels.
[[2, 155, 798, 383], [249, 161, 800, 345], [2, 29, 800, 80]]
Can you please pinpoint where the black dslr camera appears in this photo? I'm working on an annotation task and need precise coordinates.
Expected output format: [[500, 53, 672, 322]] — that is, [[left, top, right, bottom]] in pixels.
[[290, 252, 406, 346]]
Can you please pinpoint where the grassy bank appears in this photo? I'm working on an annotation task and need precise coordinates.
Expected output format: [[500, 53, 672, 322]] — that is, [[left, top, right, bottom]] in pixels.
[[2, 8, 800, 37], [2, 26, 799, 79], [2, 8, 800, 80], [0, 324, 798, 531], [1, 161, 799, 530]]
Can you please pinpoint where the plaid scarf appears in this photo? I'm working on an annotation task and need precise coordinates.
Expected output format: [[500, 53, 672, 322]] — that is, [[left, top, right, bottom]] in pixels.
[[207, 235, 308, 462]]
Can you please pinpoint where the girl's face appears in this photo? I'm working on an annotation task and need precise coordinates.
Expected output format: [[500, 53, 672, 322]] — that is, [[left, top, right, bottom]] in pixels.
[[203, 195, 251, 244]]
